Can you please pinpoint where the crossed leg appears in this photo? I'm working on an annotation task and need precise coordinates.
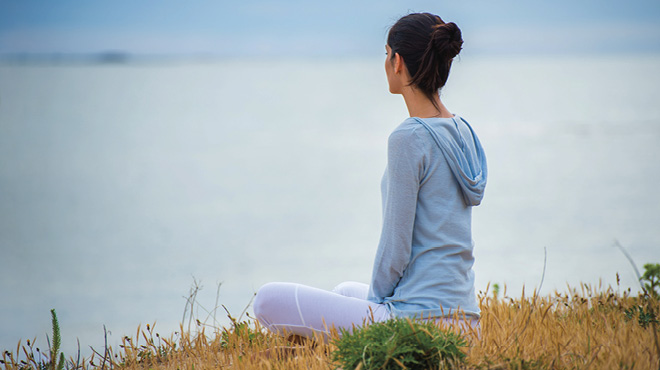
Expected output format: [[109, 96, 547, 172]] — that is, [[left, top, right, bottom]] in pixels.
[[253, 282, 390, 341]]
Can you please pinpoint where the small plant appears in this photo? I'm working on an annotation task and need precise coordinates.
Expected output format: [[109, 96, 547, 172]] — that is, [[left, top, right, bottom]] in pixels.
[[332, 318, 468, 370], [492, 283, 500, 299], [0, 309, 74, 370], [616, 257, 660, 367], [220, 320, 263, 349], [623, 263, 660, 329], [641, 263, 660, 299], [624, 305, 658, 329], [49, 309, 65, 370]]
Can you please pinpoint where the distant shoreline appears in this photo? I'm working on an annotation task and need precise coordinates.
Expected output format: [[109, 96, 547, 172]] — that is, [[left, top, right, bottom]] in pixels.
[[3, 51, 660, 66], [0, 51, 224, 65]]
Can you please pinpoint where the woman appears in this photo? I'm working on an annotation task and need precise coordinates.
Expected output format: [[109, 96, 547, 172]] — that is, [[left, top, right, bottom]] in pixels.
[[253, 12, 487, 340]]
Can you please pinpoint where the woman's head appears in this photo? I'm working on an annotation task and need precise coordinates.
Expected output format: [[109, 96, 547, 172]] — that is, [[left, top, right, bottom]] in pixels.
[[386, 13, 463, 100]]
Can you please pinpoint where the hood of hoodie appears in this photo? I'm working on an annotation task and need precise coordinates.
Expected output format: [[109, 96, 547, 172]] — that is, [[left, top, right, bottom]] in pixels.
[[410, 116, 488, 206]]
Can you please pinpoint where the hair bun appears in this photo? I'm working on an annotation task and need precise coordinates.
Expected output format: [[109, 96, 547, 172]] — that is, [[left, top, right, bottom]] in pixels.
[[431, 22, 463, 59]]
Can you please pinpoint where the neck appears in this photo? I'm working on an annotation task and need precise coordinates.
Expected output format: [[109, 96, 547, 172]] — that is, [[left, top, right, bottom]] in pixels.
[[401, 86, 453, 118]]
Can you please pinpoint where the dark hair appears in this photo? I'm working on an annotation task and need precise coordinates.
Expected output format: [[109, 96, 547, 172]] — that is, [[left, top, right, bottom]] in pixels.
[[387, 13, 463, 103]]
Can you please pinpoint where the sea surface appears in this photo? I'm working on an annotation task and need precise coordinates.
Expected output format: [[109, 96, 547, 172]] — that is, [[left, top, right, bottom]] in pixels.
[[1, 55, 659, 355]]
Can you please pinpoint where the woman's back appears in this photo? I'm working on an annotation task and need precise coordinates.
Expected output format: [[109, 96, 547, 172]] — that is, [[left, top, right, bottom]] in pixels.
[[368, 116, 486, 319]]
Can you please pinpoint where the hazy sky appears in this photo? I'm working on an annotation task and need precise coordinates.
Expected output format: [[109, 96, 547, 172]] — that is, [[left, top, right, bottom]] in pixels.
[[1, 0, 660, 56]]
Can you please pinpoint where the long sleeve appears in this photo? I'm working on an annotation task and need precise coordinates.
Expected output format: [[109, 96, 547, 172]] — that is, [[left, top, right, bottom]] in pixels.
[[368, 127, 425, 303]]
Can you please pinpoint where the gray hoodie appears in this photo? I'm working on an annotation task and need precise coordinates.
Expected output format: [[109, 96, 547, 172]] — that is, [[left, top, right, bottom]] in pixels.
[[367, 115, 487, 319]]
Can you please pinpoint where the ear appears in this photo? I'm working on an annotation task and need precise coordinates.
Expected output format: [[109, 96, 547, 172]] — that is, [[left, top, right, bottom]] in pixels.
[[394, 53, 404, 74]]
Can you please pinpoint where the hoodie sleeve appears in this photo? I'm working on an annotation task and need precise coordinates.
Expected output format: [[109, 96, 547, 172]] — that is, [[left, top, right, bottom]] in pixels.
[[368, 127, 424, 303]]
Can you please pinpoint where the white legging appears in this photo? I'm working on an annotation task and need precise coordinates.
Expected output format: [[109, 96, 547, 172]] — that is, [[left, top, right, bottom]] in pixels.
[[253, 281, 389, 340], [253, 281, 479, 340]]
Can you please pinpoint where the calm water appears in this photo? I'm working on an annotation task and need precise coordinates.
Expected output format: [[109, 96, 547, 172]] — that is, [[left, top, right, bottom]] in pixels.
[[1, 55, 659, 355]]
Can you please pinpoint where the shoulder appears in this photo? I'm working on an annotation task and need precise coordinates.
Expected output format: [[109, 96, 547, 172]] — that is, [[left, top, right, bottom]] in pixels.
[[388, 118, 426, 148]]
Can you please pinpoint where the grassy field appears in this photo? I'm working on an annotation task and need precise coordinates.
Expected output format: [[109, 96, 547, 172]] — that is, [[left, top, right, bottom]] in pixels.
[[2, 281, 659, 370]]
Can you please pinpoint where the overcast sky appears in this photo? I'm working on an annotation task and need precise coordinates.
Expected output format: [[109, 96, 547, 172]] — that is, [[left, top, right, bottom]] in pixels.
[[1, 0, 660, 57]]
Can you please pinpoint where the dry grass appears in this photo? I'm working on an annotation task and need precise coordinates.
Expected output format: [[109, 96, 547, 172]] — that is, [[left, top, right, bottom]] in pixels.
[[2, 284, 659, 370], [472, 284, 659, 369]]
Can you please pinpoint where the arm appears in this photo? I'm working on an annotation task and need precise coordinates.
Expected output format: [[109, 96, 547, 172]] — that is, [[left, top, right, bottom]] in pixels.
[[368, 127, 424, 303]]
